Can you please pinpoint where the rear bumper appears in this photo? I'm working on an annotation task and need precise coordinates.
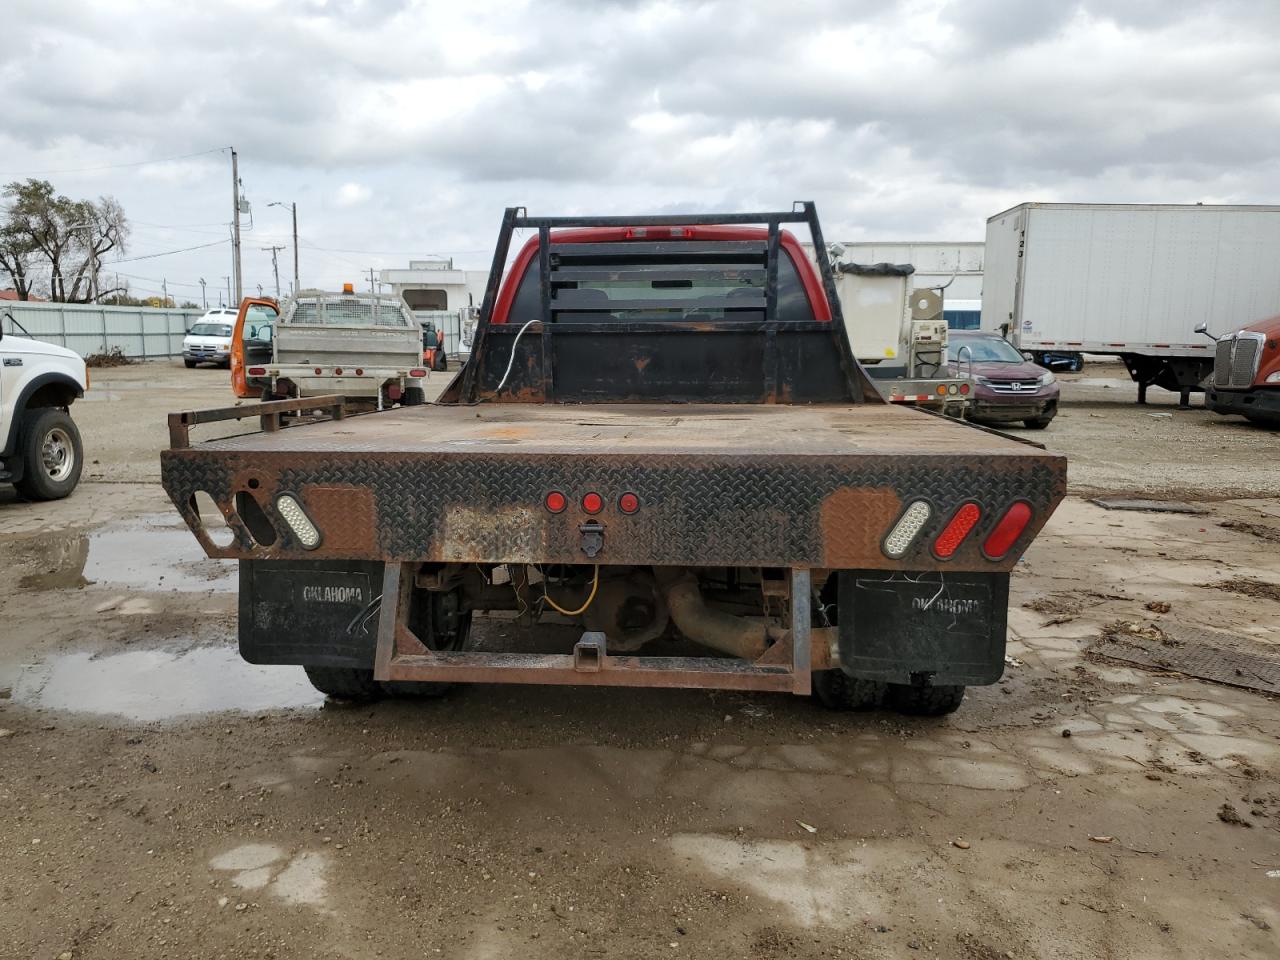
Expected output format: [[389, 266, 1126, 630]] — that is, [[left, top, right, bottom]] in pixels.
[[1207, 385, 1280, 422], [162, 437, 1066, 574]]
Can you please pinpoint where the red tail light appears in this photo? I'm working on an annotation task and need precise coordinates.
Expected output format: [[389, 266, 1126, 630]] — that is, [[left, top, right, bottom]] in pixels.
[[618, 492, 640, 514], [582, 492, 604, 514], [355, 368, 364, 376], [983, 502, 1033, 559], [314, 367, 322, 375], [247, 366, 266, 376], [544, 491, 566, 514], [410, 368, 427, 378], [933, 503, 981, 558], [334, 367, 344, 376]]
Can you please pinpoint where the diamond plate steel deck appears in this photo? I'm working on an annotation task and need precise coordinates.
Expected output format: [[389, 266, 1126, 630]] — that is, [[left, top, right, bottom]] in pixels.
[[161, 403, 1066, 572]]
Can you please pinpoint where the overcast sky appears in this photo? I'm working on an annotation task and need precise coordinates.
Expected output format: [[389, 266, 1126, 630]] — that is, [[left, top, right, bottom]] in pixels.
[[3, 0, 1277, 305]]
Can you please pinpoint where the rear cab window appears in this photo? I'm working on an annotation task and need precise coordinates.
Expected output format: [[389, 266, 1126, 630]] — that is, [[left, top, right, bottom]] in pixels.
[[506, 241, 819, 325]]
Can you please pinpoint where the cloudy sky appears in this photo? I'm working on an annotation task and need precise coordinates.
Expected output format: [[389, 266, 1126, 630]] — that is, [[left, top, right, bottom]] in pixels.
[[3, 0, 1277, 305]]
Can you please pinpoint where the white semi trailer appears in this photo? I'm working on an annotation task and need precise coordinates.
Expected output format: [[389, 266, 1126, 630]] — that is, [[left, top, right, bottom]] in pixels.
[[983, 202, 1280, 405]]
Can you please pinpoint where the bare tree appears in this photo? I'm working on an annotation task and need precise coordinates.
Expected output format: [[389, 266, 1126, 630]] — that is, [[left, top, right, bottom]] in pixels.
[[0, 179, 130, 302]]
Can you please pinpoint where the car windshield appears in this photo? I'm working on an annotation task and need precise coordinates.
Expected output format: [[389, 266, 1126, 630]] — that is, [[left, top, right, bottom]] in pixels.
[[948, 337, 1023, 363], [189, 323, 232, 337]]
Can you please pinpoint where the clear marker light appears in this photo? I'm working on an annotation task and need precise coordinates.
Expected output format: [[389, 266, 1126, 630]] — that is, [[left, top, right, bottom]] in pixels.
[[883, 500, 932, 558], [276, 494, 321, 549]]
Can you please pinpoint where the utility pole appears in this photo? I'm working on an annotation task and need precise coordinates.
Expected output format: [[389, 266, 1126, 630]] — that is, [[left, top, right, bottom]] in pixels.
[[368, 267, 376, 294], [162, 278, 169, 306], [199, 278, 207, 310], [230, 147, 243, 304], [261, 245, 285, 299], [269, 201, 300, 293], [222, 275, 231, 307]]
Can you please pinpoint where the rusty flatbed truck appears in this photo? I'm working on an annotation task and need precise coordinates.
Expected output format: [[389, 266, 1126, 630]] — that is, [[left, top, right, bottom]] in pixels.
[[161, 205, 1066, 716]]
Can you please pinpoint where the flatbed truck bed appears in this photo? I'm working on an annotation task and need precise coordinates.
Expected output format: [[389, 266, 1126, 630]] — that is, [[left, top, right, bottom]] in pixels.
[[162, 205, 1066, 716]]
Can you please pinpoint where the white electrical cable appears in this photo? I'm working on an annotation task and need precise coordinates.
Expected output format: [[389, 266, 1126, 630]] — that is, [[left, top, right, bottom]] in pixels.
[[494, 317, 544, 393]]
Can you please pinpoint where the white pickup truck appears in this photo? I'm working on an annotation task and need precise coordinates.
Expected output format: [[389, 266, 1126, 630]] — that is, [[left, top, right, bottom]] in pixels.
[[237, 287, 428, 407], [0, 311, 88, 500]]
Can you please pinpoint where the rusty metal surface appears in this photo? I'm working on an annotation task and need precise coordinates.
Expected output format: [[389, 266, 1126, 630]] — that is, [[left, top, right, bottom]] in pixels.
[[161, 403, 1066, 571], [168, 395, 347, 449], [1088, 627, 1280, 695]]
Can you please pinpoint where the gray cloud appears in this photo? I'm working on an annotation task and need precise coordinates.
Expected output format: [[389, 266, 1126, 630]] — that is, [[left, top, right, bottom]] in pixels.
[[2, 0, 1277, 298]]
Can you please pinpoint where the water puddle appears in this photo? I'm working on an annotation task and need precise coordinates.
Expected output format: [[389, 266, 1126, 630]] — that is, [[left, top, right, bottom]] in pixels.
[[3, 646, 323, 722], [16, 514, 233, 593]]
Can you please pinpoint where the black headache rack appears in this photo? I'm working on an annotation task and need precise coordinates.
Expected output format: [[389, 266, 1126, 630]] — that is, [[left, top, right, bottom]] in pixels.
[[448, 203, 883, 405]]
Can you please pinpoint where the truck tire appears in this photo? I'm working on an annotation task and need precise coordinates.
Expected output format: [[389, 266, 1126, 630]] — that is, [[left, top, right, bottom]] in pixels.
[[887, 683, 965, 716], [812, 670, 887, 711], [183, 358, 197, 368], [303, 666, 383, 702], [1023, 416, 1053, 430], [402, 386, 427, 406], [14, 408, 83, 501], [381, 607, 472, 699]]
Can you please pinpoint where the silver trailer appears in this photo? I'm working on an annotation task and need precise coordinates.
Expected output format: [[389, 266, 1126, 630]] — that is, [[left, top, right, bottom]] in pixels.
[[984, 202, 1280, 405]]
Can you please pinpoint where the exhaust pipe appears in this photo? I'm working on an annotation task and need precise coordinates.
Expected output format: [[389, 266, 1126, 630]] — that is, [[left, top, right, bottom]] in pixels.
[[654, 569, 780, 660]]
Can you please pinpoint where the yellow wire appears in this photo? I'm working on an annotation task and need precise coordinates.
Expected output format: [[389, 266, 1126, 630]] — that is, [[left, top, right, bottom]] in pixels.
[[541, 565, 600, 616]]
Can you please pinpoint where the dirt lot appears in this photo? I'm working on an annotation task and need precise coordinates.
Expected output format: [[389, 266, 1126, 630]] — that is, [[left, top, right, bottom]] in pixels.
[[2, 360, 1278, 959]]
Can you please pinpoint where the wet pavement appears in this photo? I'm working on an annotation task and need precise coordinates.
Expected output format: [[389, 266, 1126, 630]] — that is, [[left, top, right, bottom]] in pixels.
[[15, 512, 234, 593], [1, 646, 323, 722]]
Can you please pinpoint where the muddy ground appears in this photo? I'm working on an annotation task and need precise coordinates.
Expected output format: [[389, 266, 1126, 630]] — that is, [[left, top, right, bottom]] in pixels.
[[1, 361, 1278, 959]]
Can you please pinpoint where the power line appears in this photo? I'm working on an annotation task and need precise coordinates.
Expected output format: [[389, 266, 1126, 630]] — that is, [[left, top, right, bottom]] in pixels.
[[0, 146, 227, 177], [104, 239, 228, 264]]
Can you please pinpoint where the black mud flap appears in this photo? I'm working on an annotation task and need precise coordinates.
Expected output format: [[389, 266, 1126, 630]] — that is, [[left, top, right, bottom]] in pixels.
[[239, 560, 384, 669], [837, 570, 1008, 686]]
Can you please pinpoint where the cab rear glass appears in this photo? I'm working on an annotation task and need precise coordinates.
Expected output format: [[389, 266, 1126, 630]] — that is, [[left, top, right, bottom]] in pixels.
[[507, 243, 817, 324]]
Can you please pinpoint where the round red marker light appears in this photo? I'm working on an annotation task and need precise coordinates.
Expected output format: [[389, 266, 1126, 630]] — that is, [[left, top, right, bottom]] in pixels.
[[544, 491, 567, 514], [355, 368, 364, 376], [618, 492, 640, 514], [314, 367, 322, 375], [582, 492, 604, 514], [334, 367, 344, 376]]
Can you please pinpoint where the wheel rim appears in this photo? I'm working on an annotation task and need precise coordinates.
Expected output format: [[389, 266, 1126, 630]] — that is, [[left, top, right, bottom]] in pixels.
[[41, 426, 75, 482]]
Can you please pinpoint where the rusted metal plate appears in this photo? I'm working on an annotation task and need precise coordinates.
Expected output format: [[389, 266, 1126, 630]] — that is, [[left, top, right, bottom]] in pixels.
[[161, 403, 1066, 571], [1088, 627, 1280, 695], [381, 651, 797, 691]]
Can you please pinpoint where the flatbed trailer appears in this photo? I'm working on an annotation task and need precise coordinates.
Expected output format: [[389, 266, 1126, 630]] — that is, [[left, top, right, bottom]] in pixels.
[[162, 205, 1066, 716]]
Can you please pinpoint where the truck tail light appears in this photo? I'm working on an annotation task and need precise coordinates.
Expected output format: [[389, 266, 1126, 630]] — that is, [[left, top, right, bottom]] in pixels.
[[618, 492, 640, 514], [582, 492, 604, 514], [410, 368, 427, 378], [545, 491, 566, 513], [933, 503, 981, 558], [275, 494, 321, 549], [248, 367, 266, 376], [883, 500, 931, 558], [983, 502, 1033, 559]]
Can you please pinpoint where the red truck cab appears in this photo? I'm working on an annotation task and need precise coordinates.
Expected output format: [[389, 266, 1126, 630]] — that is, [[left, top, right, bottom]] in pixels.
[[1204, 314, 1280, 425]]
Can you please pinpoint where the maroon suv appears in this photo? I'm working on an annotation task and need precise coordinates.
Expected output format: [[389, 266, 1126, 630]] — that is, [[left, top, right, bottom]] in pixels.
[[947, 331, 1060, 429]]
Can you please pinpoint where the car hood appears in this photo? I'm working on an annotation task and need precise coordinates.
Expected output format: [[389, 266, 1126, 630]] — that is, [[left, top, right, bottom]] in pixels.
[[951, 359, 1047, 380], [1, 335, 83, 362], [184, 334, 231, 345]]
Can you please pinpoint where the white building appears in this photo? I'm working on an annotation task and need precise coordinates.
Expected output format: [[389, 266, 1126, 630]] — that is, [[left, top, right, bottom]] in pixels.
[[378, 258, 488, 313]]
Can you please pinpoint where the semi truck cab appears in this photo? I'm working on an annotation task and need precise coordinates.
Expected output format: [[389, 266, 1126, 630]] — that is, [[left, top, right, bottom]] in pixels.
[[1201, 315, 1280, 425]]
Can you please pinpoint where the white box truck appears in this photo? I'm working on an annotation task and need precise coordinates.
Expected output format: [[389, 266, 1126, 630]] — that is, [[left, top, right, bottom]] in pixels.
[[983, 203, 1280, 405]]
